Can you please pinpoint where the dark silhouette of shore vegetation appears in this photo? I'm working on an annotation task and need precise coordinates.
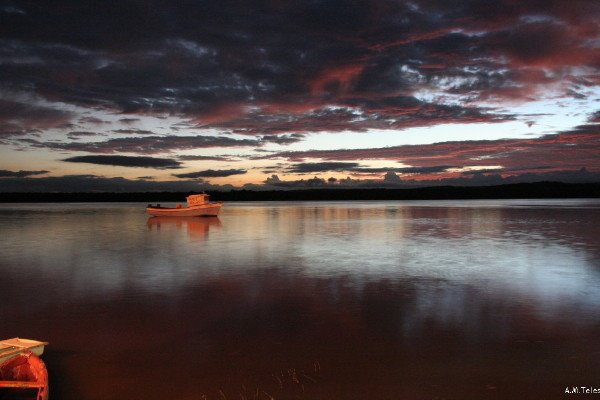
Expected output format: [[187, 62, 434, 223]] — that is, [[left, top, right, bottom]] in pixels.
[[1, 182, 599, 203]]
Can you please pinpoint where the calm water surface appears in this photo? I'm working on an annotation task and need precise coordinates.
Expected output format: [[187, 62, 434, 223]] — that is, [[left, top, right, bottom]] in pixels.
[[1, 200, 600, 399]]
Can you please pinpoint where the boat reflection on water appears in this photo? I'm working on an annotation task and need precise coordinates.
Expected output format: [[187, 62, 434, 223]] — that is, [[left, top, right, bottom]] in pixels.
[[147, 216, 221, 239]]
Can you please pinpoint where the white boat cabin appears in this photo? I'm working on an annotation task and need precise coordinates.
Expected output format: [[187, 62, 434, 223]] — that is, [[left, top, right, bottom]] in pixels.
[[186, 194, 210, 207]]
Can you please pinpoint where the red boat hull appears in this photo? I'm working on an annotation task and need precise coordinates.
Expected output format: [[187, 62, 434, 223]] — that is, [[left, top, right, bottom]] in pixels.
[[0, 352, 48, 400], [146, 202, 222, 217]]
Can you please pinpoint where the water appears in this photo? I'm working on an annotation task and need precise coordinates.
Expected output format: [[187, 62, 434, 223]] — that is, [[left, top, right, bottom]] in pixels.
[[1, 200, 599, 399]]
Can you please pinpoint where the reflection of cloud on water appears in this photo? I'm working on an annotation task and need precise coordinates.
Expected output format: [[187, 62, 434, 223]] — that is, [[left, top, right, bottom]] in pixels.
[[2, 202, 600, 400], [1, 201, 600, 326], [287, 204, 600, 314], [6, 267, 600, 400], [147, 216, 221, 239]]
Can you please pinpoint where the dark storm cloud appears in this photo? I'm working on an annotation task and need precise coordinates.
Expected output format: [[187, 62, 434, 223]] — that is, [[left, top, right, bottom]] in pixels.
[[199, 100, 512, 135], [0, 169, 48, 177], [260, 133, 305, 145], [118, 118, 140, 124], [21, 135, 260, 154], [0, 175, 224, 192], [2, 0, 597, 136], [173, 169, 247, 178], [68, 131, 97, 137], [589, 111, 600, 123], [66, 131, 101, 140], [353, 166, 457, 174], [0, 99, 74, 136], [286, 162, 361, 173], [112, 129, 155, 135], [62, 155, 182, 169], [1, 5, 25, 15], [78, 116, 108, 125], [177, 155, 236, 162]]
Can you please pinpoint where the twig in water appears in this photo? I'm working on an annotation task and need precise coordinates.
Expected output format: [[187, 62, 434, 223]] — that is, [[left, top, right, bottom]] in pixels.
[[286, 368, 300, 384], [271, 373, 283, 389], [301, 372, 317, 383]]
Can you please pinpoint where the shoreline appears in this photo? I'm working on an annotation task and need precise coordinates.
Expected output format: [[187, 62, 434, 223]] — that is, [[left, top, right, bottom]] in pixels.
[[1, 182, 599, 202]]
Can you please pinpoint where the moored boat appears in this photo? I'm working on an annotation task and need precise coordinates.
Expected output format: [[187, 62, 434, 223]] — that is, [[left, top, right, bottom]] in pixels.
[[0, 339, 49, 400], [146, 193, 223, 217]]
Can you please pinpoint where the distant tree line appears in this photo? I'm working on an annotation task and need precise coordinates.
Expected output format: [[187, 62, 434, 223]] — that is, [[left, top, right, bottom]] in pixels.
[[1, 182, 599, 202]]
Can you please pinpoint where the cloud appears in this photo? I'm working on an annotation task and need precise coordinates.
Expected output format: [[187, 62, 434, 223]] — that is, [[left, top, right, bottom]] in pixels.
[[286, 162, 361, 173], [260, 133, 305, 145], [0, 175, 231, 192], [118, 118, 140, 124], [383, 171, 400, 183], [78, 116, 108, 125], [62, 155, 182, 169], [1, 5, 26, 15], [66, 131, 101, 140], [1, 1, 599, 191], [21, 135, 260, 154], [257, 167, 600, 190], [262, 174, 328, 188], [1, 0, 596, 135], [173, 169, 247, 178], [177, 155, 237, 161], [0, 99, 74, 136], [3, 167, 600, 193], [263, 124, 600, 179], [197, 100, 512, 135], [268, 124, 600, 168], [0, 169, 49, 178], [350, 166, 457, 174], [112, 129, 155, 135], [68, 131, 98, 136], [461, 165, 554, 175], [267, 162, 458, 176]]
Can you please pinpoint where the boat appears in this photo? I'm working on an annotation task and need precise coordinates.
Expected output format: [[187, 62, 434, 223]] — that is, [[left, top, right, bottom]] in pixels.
[[0, 339, 47, 365], [146, 193, 223, 217], [0, 339, 49, 400], [0, 352, 48, 400]]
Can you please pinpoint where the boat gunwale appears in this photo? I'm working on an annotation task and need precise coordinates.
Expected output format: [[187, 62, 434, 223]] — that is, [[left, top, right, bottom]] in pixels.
[[0, 339, 47, 363]]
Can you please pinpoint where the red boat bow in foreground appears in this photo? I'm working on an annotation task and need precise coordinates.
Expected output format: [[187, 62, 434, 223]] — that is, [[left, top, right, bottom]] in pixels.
[[0, 351, 49, 400]]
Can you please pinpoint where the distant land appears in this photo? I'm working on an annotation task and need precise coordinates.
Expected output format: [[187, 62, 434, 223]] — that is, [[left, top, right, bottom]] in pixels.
[[1, 182, 600, 203]]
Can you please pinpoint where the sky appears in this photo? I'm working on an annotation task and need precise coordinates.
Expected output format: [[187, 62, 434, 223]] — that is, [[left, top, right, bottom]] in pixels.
[[0, 0, 599, 192]]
